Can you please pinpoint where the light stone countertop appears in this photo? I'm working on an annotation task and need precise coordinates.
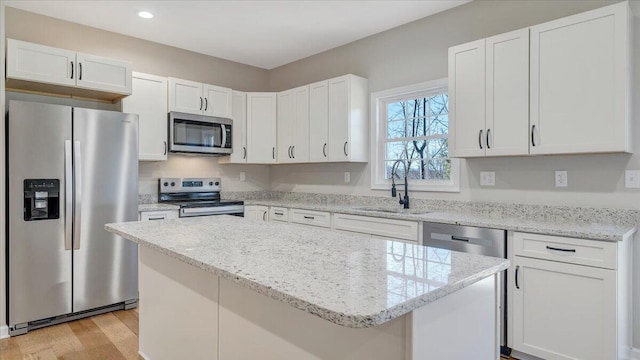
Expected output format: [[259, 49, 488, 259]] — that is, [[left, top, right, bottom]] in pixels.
[[244, 200, 636, 242], [138, 203, 180, 212], [106, 216, 509, 328]]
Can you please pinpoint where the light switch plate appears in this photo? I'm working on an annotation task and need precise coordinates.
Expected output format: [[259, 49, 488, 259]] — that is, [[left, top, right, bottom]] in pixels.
[[240, 172, 246, 182], [555, 171, 568, 187], [625, 170, 640, 188], [480, 171, 495, 186], [344, 172, 351, 183]]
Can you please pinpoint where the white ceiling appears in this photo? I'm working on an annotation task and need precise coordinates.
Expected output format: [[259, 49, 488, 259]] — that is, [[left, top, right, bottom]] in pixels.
[[5, 0, 469, 69]]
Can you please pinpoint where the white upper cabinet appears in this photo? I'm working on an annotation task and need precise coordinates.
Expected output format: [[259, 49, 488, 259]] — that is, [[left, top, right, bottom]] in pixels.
[[327, 74, 368, 162], [448, 39, 486, 158], [75, 52, 132, 94], [168, 78, 232, 117], [168, 78, 204, 114], [246, 92, 277, 164], [277, 85, 310, 163], [485, 28, 530, 156], [122, 72, 168, 161], [7, 39, 76, 87], [203, 84, 233, 118], [6, 39, 132, 99], [227, 91, 248, 164], [309, 80, 329, 162], [530, 2, 631, 155], [448, 2, 631, 157]]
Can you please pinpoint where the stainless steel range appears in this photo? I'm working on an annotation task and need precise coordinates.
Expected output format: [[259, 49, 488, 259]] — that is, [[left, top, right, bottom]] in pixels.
[[159, 178, 244, 217]]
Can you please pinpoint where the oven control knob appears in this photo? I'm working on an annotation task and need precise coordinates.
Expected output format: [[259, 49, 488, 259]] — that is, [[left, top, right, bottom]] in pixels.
[[170, 182, 176, 187], [215, 181, 220, 186], [209, 181, 213, 186], [163, 182, 169, 187]]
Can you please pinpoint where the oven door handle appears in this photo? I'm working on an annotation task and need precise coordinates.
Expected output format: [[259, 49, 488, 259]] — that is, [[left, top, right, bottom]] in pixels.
[[181, 206, 243, 216]]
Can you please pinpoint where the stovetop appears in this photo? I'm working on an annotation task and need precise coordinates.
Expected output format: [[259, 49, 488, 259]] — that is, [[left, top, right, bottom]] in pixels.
[[165, 200, 244, 209]]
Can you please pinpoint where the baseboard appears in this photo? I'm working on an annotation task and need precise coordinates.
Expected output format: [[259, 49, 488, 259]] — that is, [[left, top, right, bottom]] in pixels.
[[138, 351, 151, 360], [0, 325, 9, 339], [628, 347, 640, 360]]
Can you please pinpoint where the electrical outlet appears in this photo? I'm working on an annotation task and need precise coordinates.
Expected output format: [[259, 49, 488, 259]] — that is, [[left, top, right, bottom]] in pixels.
[[555, 171, 568, 187], [239, 172, 246, 182], [344, 172, 351, 183], [625, 170, 640, 188], [480, 171, 495, 186]]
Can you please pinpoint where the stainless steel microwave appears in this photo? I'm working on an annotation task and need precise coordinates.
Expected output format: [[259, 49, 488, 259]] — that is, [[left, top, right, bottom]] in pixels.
[[168, 111, 232, 155]]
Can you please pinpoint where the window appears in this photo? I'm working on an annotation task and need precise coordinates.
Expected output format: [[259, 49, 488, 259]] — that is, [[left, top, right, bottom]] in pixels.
[[371, 79, 459, 192]]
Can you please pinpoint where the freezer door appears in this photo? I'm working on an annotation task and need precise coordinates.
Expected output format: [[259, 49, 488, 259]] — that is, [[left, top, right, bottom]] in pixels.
[[72, 108, 139, 312], [7, 101, 73, 326]]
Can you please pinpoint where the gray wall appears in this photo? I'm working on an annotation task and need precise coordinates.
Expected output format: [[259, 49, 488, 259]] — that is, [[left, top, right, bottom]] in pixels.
[[268, 0, 640, 348]]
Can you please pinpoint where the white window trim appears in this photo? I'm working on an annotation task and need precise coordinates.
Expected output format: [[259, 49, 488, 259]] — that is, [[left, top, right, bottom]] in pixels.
[[370, 78, 460, 193]]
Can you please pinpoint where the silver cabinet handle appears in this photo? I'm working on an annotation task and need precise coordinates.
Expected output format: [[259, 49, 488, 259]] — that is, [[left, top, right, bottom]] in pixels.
[[479, 129, 484, 149], [323, 143, 327, 157], [204, 98, 208, 111], [274, 211, 284, 216], [200, 97, 203, 110], [78, 62, 82, 80], [531, 125, 536, 147], [148, 217, 165, 221], [546, 245, 576, 253], [65, 140, 73, 250], [73, 140, 82, 250], [343, 141, 348, 156], [70, 61, 74, 80], [303, 215, 315, 220]]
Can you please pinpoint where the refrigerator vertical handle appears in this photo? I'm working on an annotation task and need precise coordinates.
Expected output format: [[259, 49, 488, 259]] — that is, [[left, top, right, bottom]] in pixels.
[[73, 140, 82, 250], [65, 140, 73, 250]]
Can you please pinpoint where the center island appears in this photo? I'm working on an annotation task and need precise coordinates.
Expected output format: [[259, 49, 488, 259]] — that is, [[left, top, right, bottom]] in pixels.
[[106, 216, 509, 360]]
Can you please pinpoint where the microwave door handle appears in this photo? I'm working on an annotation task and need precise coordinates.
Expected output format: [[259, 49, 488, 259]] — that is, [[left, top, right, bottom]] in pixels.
[[221, 124, 227, 149]]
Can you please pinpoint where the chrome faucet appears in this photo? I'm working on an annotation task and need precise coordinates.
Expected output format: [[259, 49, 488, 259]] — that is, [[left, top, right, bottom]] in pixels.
[[391, 160, 410, 209]]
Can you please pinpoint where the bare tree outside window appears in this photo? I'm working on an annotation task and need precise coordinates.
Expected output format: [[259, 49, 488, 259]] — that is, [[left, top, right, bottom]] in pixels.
[[384, 91, 450, 181]]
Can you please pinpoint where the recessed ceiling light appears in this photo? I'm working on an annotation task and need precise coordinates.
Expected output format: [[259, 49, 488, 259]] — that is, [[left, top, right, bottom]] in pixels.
[[137, 11, 154, 19]]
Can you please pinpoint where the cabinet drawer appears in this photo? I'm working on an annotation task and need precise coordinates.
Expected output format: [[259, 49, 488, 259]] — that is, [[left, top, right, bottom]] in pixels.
[[334, 213, 418, 242], [270, 207, 289, 222], [513, 232, 617, 270], [140, 210, 178, 221], [290, 209, 331, 228]]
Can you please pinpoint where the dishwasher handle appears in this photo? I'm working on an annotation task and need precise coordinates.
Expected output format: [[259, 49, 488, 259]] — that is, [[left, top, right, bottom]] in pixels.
[[430, 232, 493, 247]]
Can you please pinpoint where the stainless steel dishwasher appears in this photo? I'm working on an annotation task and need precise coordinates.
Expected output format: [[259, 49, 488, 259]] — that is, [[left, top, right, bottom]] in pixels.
[[423, 222, 510, 356]]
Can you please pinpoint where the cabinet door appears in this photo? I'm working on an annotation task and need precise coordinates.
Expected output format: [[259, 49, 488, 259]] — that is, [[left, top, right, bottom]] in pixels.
[[122, 73, 168, 161], [485, 29, 529, 156], [140, 210, 178, 221], [277, 90, 295, 163], [448, 39, 486, 158], [244, 206, 257, 220], [168, 78, 203, 115], [246, 93, 277, 164], [203, 84, 232, 118], [530, 2, 629, 155], [6, 39, 76, 87], [292, 85, 310, 162], [309, 80, 329, 162], [258, 206, 269, 222], [75, 52, 132, 95], [328, 75, 350, 161], [512, 256, 616, 360], [229, 91, 247, 163]]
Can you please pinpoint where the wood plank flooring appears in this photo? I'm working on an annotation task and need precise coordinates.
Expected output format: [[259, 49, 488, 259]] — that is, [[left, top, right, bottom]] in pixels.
[[0, 308, 141, 360], [0, 307, 516, 359]]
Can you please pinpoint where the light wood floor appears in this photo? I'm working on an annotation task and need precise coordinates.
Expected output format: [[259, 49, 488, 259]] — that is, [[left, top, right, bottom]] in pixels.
[[0, 308, 516, 359], [0, 308, 141, 360]]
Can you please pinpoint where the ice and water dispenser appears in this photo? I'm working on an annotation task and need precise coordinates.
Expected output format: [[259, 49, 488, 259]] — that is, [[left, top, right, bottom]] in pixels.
[[23, 179, 60, 221]]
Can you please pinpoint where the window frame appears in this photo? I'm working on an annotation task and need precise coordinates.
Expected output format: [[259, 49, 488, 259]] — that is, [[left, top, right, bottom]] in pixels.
[[370, 78, 460, 192]]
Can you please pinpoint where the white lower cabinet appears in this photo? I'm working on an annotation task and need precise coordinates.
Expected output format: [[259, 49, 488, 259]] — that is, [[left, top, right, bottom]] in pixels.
[[333, 213, 418, 243], [290, 209, 331, 228], [244, 205, 268, 221], [139, 210, 178, 221], [510, 232, 631, 360], [269, 207, 289, 222]]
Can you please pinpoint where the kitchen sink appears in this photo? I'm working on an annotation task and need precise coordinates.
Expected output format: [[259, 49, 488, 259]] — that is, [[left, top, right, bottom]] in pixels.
[[353, 207, 429, 215]]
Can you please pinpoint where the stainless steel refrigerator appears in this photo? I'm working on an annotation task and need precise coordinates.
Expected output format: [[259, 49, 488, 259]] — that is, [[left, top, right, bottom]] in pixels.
[[6, 100, 139, 336]]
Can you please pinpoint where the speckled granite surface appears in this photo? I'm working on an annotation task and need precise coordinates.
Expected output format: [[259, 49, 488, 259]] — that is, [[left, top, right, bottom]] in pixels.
[[106, 216, 508, 328], [138, 203, 180, 212], [228, 192, 638, 242]]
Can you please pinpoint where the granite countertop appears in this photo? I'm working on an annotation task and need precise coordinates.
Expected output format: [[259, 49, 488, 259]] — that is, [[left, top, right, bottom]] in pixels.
[[138, 203, 180, 212], [244, 199, 636, 242], [106, 216, 508, 328]]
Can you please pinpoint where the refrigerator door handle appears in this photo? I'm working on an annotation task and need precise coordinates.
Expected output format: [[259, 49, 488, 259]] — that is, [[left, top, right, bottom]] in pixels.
[[65, 140, 73, 250], [73, 140, 82, 250]]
